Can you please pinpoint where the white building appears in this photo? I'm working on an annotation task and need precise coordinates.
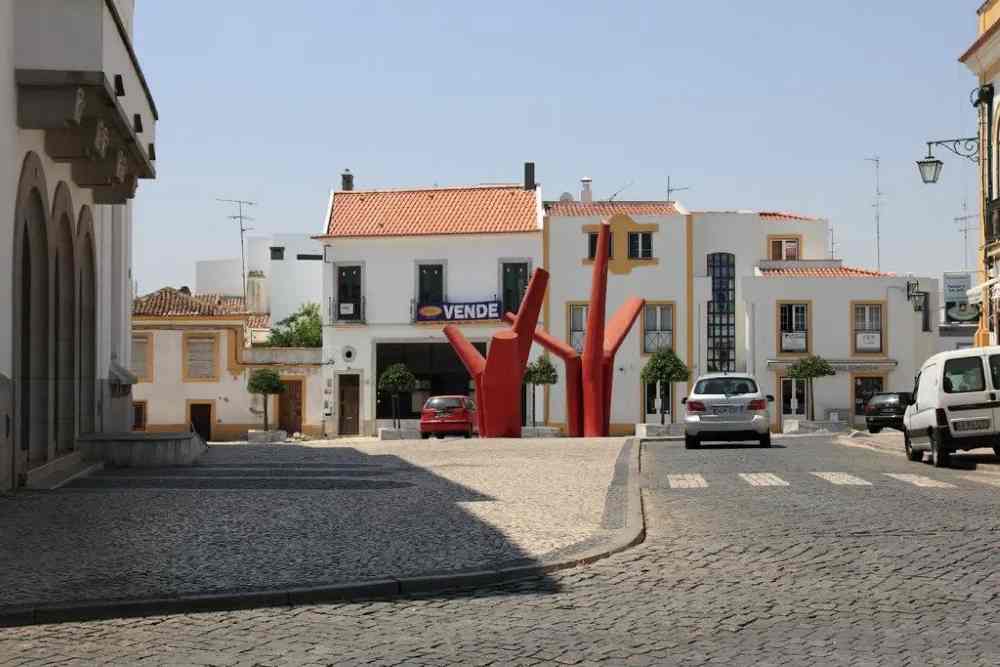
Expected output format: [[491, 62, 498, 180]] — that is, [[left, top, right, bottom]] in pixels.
[[1, 0, 158, 490], [318, 167, 544, 436]]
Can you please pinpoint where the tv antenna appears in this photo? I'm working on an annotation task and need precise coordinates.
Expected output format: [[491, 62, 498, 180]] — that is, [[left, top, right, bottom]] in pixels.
[[666, 175, 691, 201], [217, 198, 256, 303], [607, 180, 634, 201], [954, 199, 978, 271], [865, 156, 884, 270], [828, 226, 839, 259]]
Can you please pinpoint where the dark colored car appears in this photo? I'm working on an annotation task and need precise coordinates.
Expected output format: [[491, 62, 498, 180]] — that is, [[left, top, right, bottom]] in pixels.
[[864, 392, 911, 433], [420, 396, 477, 439]]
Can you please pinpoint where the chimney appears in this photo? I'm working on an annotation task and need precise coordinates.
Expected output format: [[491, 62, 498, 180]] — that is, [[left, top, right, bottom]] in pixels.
[[341, 169, 354, 191], [523, 161, 536, 191], [581, 177, 592, 204]]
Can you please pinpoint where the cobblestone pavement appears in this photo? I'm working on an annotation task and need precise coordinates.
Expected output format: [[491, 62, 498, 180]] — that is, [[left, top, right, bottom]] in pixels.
[[2, 435, 999, 665], [0, 438, 621, 610]]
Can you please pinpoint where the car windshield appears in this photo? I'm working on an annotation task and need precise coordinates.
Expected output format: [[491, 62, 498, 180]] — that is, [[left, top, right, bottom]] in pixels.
[[425, 397, 464, 410], [694, 377, 758, 395]]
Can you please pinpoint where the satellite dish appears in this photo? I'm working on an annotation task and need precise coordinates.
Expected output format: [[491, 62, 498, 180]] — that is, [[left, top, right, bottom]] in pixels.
[[559, 192, 574, 202]]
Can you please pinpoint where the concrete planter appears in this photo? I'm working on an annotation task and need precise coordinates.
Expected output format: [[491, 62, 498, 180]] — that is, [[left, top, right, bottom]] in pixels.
[[635, 423, 684, 438], [520, 426, 561, 438], [77, 432, 207, 467], [378, 427, 421, 440], [248, 430, 288, 443]]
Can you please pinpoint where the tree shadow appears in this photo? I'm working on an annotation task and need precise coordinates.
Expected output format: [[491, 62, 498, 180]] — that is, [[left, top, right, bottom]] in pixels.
[[0, 445, 561, 613]]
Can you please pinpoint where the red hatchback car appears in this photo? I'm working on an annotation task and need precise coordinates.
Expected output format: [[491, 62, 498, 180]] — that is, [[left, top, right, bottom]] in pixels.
[[420, 396, 477, 439]]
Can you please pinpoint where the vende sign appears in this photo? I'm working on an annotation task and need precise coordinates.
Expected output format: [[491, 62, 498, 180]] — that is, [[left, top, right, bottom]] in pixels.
[[416, 300, 501, 322]]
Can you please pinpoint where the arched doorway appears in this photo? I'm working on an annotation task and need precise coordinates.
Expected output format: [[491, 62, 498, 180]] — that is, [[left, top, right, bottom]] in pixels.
[[12, 153, 51, 470], [51, 183, 77, 455], [77, 207, 97, 435]]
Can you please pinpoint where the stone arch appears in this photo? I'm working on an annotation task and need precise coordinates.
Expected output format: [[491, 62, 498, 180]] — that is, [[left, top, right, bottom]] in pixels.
[[77, 206, 97, 435], [12, 152, 51, 469], [50, 182, 77, 454]]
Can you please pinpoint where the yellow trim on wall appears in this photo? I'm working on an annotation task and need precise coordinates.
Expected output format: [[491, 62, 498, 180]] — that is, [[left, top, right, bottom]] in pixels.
[[581, 214, 660, 275], [685, 214, 694, 392], [182, 331, 221, 383], [849, 300, 889, 357], [774, 300, 813, 357], [131, 332, 154, 383], [766, 234, 803, 261], [639, 300, 676, 357]]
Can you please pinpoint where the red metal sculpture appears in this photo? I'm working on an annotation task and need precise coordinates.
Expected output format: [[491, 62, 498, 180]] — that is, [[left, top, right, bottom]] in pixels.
[[503, 220, 643, 437], [444, 268, 549, 438]]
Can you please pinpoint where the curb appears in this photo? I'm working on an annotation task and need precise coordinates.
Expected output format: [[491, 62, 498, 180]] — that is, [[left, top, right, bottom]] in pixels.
[[0, 439, 646, 627]]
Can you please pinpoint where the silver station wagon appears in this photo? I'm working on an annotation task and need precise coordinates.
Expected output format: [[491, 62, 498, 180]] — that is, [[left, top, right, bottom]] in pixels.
[[682, 373, 775, 449]]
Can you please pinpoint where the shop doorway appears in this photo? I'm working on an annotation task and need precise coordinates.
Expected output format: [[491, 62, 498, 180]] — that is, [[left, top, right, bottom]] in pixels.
[[339, 375, 360, 435], [375, 342, 485, 420], [279, 379, 303, 435], [780, 378, 807, 426], [189, 402, 213, 442], [853, 376, 885, 424]]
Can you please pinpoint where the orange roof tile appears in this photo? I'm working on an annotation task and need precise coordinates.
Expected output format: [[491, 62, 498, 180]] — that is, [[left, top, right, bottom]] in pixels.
[[133, 288, 250, 317], [324, 185, 540, 238], [247, 313, 271, 329], [545, 200, 679, 217], [758, 211, 821, 221], [760, 266, 896, 278]]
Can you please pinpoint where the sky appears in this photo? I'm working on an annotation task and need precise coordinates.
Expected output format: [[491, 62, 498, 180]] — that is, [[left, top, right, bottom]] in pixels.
[[132, 1, 985, 294]]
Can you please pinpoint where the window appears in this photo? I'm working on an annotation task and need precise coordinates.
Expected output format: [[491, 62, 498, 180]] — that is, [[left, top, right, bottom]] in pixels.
[[628, 232, 653, 259], [296, 253, 322, 261], [501, 262, 529, 315], [990, 355, 1000, 389], [643, 303, 673, 353], [184, 334, 217, 381], [645, 381, 670, 416], [706, 253, 736, 372], [569, 304, 588, 352], [943, 357, 985, 393], [270, 247, 285, 260], [769, 237, 799, 260], [853, 303, 883, 353], [587, 233, 614, 260], [337, 265, 363, 321], [131, 334, 151, 381], [417, 263, 445, 304], [132, 401, 147, 431], [779, 303, 809, 353]]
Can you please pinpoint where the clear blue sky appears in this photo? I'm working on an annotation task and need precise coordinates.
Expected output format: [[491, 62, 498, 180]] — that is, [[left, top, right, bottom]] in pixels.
[[133, 1, 984, 293]]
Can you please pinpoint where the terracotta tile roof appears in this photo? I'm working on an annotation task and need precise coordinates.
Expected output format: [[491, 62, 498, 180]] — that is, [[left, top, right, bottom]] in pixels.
[[247, 314, 271, 329], [545, 200, 679, 217], [133, 287, 249, 317], [758, 211, 821, 221], [759, 266, 896, 278], [324, 185, 540, 238]]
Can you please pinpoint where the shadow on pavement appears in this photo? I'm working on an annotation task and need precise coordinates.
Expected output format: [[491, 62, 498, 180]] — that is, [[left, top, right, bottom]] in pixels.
[[940, 450, 1000, 470], [695, 443, 787, 450], [0, 445, 560, 615]]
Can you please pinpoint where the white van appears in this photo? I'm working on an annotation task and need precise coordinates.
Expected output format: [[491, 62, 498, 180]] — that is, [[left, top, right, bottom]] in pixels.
[[903, 346, 1000, 467]]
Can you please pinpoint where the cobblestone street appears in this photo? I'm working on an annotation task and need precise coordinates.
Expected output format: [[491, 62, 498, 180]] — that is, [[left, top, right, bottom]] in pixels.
[[2, 434, 999, 665]]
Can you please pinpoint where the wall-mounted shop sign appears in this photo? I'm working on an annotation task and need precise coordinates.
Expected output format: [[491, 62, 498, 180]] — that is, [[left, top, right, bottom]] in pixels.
[[416, 300, 501, 322], [943, 272, 980, 323]]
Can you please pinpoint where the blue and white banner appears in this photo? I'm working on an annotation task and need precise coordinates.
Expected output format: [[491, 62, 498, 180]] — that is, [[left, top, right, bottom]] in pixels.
[[415, 300, 501, 322]]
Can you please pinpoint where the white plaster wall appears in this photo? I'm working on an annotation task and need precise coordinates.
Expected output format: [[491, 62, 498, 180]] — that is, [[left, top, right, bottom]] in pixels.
[[321, 232, 543, 434], [545, 213, 688, 428], [195, 258, 244, 295], [742, 274, 939, 425], [246, 237, 269, 274], [0, 0, 16, 378], [267, 234, 323, 324]]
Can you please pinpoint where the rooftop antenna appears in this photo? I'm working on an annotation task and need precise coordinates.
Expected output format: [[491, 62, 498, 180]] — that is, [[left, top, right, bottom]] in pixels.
[[607, 180, 634, 201], [666, 175, 691, 201], [865, 156, 884, 271], [828, 226, 839, 259], [217, 198, 256, 303], [954, 198, 978, 271]]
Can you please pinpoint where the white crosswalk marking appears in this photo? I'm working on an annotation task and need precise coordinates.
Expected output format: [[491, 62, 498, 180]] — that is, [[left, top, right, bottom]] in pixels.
[[738, 473, 789, 487], [811, 472, 872, 486], [667, 474, 707, 489], [884, 473, 956, 488]]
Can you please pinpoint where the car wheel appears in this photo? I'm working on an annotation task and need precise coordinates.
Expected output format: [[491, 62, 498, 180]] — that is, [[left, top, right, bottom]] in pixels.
[[435, 433, 444, 439], [868, 426, 882, 434], [421, 433, 430, 440], [994, 445, 1000, 459], [759, 432, 771, 448], [904, 429, 922, 462], [930, 429, 950, 468], [464, 428, 472, 439], [684, 434, 700, 449]]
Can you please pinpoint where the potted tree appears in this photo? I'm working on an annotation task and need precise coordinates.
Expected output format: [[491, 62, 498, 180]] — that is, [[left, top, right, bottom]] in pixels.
[[786, 355, 835, 422], [641, 348, 691, 428], [523, 356, 558, 429], [378, 363, 416, 431], [247, 368, 285, 442]]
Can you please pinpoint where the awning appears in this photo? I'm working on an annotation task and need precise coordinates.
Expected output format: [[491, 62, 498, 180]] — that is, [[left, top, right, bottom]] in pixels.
[[966, 277, 999, 304]]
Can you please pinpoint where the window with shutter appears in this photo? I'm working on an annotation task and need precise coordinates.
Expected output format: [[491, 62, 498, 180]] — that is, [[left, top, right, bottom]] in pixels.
[[131, 335, 149, 381], [568, 303, 588, 353], [185, 335, 217, 380]]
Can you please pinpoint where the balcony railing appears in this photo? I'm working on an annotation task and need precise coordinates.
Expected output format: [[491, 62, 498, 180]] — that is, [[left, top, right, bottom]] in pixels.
[[330, 297, 366, 324]]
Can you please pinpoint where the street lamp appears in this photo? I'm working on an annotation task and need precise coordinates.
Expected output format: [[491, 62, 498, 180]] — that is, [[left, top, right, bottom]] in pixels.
[[915, 138, 978, 184], [916, 151, 944, 184]]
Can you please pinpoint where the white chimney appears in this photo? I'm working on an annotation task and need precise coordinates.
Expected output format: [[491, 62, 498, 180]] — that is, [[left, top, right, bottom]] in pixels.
[[581, 177, 593, 204]]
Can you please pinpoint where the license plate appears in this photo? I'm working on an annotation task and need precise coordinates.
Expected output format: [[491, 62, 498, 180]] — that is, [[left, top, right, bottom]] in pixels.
[[713, 406, 741, 416], [953, 418, 990, 432]]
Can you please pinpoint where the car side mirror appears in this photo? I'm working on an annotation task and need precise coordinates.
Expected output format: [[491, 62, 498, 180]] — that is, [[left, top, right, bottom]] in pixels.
[[766, 395, 775, 402], [681, 397, 687, 405]]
